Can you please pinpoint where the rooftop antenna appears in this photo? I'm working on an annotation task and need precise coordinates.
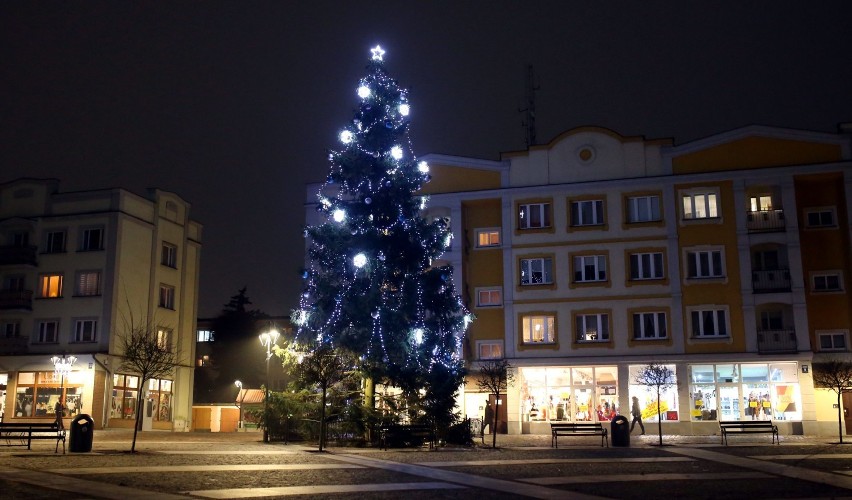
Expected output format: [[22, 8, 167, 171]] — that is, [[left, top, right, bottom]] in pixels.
[[519, 64, 540, 148]]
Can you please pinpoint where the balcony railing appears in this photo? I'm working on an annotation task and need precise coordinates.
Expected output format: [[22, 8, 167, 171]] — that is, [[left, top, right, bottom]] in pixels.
[[752, 269, 791, 293], [0, 245, 38, 266], [0, 289, 34, 310], [757, 329, 797, 353], [0, 336, 29, 355], [747, 209, 785, 232]]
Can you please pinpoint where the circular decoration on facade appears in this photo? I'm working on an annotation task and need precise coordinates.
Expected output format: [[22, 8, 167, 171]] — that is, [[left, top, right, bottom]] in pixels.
[[578, 146, 596, 164]]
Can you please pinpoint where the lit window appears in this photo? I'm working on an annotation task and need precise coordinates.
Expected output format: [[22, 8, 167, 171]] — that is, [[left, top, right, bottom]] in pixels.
[[197, 330, 214, 342], [478, 341, 503, 359], [74, 319, 97, 342], [157, 328, 171, 351], [44, 230, 66, 253], [520, 258, 553, 285], [750, 195, 773, 212], [476, 288, 502, 307], [813, 273, 842, 292], [690, 308, 728, 337], [38, 274, 63, 298], [818, 332, 847, 351], [573, 255, 607, 282], [518, 203, 551, 230], [576, 313, 609, 342], [75, 271, 101, 296], [36, 320, 59, 343], [570, 200, 605, 226], [682, 192, 718, 219], [522, 315, 555, 344], [161, 243, 178, 268], [630, 252, 664, 280], [159, 285, 175, 309], [80, 227, 104, 251], [633, 312, 667, 339], [686, 250, 724, 278], [475, 229, 501, 247], [805, 208, 835, 228], [627, 196, 661, 223]]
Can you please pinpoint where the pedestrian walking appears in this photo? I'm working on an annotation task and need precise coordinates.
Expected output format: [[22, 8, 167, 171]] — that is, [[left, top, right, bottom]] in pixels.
[[630, 396, 645, 435], [54, 399, 65, 430]]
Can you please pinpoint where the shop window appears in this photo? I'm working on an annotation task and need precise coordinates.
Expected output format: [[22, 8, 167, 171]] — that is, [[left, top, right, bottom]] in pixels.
[[519, 366, 618, 423], [111, 374, 139, 420], [148, 378, 173, 421], [628, 364, 679, 422], [14, 371, 82, 419]]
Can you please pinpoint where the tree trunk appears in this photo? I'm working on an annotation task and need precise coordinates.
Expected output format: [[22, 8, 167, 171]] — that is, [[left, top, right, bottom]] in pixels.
[[132, 385, 144, 453], [656, 388, 663, 446], [364, 376, 374, 442], [491, 398, 498, 449], [319, 384, 327, 452]]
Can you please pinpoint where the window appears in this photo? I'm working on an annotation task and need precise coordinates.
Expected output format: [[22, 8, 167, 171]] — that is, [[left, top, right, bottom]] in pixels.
[[630, 364, 678, 422], [44, 230, 66, 253], [157, 328, 171, 351], [750, 195, 773, 212], [520, 258, 553, 285], [5, 275, 25, 291], [759, 310, 783, 331], [686, 250, 724, 278], [148, 378, 173, 421], [805, 208, 835, 228], [197, 330, 214, 342], [522, 315, 555, 344], [818, 332, 847, 351], [630, 252, 664, 280], [15, 371, 83, 419], [161, 243, 178, 268], [570, 200, 604, 226], [159, 285, 175, 309], [813, 273, 842, 292], [690, 309, 728, 337], [111, 374, 139, 420], [3, 320, 21, 338], [38, 274, 63, 298], [75, 271, 101, 296], [682, 192, 718, 219], [74, 319, 97, 342], [633, 312, 667, 339], [576, 313, 609, 342], [475, 229, 501, 248], [476, 288, 502, 307], [36, 320, 59, 343], [627, 196, 661, 223], [197, 355, 211, 367], [518, 203, 551, 229], [80, 227, 104, 251], [573, 255, 607, 282], [478, 341, 503, 359], [11, 231, 29, 247]]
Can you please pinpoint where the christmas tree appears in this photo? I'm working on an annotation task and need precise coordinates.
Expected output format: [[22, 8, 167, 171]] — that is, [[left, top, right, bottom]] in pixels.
[[296, 46, 469, 417]]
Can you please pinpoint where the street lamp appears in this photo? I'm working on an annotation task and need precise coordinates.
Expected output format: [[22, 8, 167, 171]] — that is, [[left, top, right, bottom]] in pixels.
[[50, 354, 76, 427], [258, 329, 279, 443], [234, 380, 244, 432]]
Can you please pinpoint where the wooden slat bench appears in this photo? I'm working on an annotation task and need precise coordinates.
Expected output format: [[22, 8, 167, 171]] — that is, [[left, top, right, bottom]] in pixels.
[[380, 424, 435, 450], [719, 420, 779, 445], [0, 422, 66, 453], [551, 422, 608, 448]]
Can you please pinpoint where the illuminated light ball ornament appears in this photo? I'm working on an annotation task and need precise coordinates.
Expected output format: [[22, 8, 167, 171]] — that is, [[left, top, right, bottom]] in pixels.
[[417, 161, 429, 173], [390, 146, 403, 160], [339, 130, 354, 144], [399, 103, 410, 116], [353, 252, 367, 268], [413, 327, 424, 345], [332, 209, 346, 223], [357, 85, 371, 99]]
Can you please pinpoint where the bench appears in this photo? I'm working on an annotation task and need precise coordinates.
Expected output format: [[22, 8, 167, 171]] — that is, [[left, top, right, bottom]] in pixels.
[[0, 422, 66, 453], [719, 420, 779, 445], [380, 424, 435, 450], [551, 422, 608, 448]]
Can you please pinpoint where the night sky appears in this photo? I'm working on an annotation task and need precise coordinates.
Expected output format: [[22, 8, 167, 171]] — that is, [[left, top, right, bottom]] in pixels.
[[2, 2, 851, 317]]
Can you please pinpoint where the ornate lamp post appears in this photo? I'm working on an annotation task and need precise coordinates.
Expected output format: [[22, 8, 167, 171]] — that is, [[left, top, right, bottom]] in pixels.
[[51, 354, 76, 424], [234, 380, 244, 431], [258, 329, 279, 443]]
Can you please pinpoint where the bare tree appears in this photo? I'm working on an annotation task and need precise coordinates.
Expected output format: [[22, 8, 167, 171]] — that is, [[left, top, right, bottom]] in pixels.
[[633, 363, 676, 446], [476, 359, 514, 448], [117, 310, 180, 453], [812, 356, 852, 444]]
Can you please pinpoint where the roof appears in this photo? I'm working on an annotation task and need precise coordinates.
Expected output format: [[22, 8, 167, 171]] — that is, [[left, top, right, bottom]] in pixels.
[[235, 389, 265, 404]]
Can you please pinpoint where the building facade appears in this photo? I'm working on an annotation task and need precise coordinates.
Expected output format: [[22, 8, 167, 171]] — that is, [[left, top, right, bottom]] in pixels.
[[412, 124, 852, 436], [0, 178, 201, 431]]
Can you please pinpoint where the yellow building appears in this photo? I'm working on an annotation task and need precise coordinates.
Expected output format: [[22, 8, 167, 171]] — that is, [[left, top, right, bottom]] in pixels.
[[418, 124, 852, 437], [0, 178, 202, 431]]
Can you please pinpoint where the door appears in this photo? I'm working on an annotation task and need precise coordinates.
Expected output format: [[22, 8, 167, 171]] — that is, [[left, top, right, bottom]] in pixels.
[[843, 391, 852, 435], [487, 394, 507, 434], [220, 408, 239, 433]]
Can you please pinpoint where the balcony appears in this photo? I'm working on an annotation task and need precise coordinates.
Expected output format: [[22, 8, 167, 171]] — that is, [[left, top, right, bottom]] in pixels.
[[747, 209, 785, 232], [0, 289, 34, 310], [752, 269, 791, 293], [757, 329, 797, 353], [0, 245, 38, 266], [0, 335, 29, 355]]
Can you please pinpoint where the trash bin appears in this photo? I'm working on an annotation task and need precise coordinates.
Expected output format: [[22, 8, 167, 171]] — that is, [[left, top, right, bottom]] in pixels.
[[611, 414, 630, 447], [70, 414, 94, 453]]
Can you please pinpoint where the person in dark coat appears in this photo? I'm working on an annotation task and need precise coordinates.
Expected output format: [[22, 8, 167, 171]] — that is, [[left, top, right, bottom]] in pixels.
[[630, 396, 645, 435]]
